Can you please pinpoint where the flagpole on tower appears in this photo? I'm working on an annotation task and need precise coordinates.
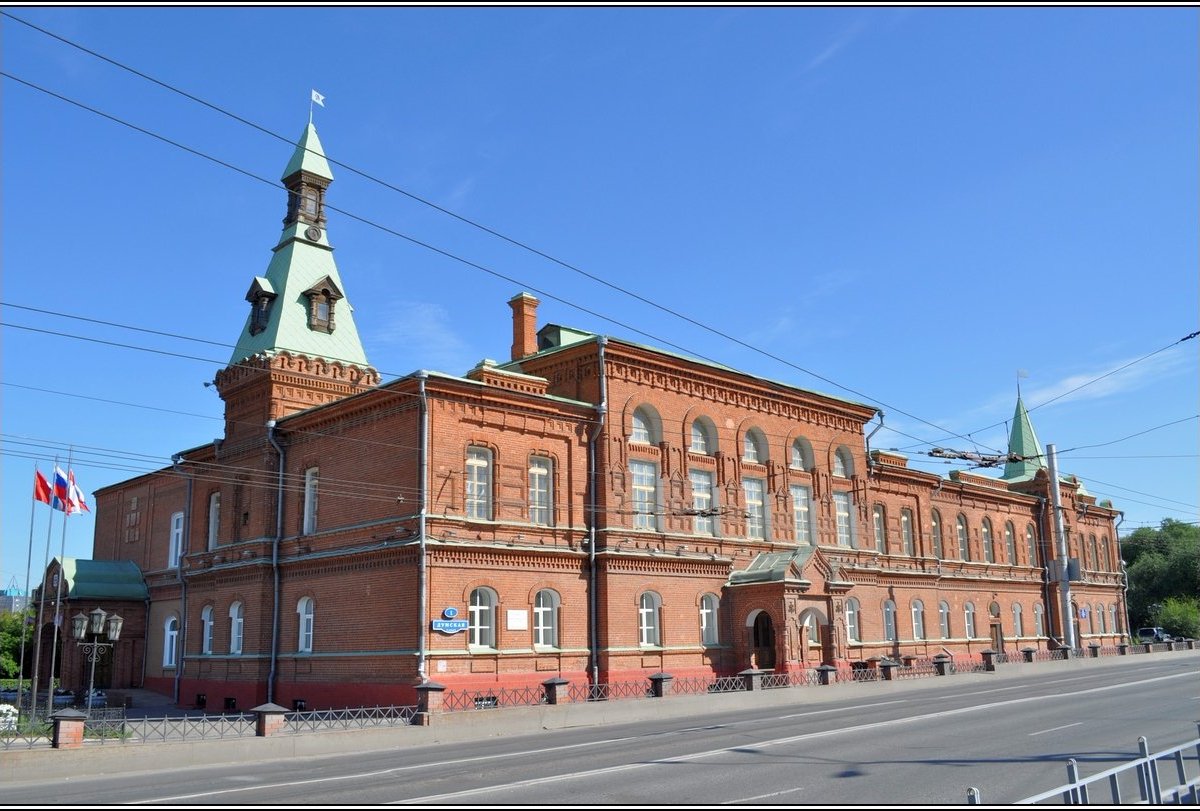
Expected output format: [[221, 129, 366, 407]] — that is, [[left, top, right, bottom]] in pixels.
[[310, 89, 325, 125], [29, 458, 60, 720]]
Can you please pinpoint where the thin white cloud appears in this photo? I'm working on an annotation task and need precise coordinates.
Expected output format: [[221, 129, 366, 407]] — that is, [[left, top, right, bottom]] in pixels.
[[441, 176, 476, 210], [803, 18, 868, 74]]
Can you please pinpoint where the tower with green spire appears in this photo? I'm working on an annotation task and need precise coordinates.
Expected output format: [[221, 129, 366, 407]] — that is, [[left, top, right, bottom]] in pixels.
[[1001, 395, 1045, 482], [215, 123, 378, 444]]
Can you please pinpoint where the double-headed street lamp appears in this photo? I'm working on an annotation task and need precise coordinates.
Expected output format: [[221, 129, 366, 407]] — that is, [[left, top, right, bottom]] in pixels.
[[71, 607, 123, 714]]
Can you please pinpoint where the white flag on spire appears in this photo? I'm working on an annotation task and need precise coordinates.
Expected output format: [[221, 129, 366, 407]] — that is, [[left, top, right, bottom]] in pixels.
[[311, 89, 326, 107]]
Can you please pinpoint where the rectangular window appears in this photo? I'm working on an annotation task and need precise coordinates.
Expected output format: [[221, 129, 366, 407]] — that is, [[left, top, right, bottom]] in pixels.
[[690, 469, 715, 535], [873, 505, 886, 552], [744, 478, 766, 539], [630, 460, 659, 530], [790, 484, 812, 545], [465, 447, 492, 520], [302, 467, 319, 535], [901, 509, 914, 556], [834, 492, 852, 547], [529, 456, 553, 526], [168, 511, 184, 568], [207, 492, 221, 551]]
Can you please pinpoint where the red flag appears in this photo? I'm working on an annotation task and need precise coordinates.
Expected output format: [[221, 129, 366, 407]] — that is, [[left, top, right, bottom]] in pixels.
[[34, 470, 53, 505]]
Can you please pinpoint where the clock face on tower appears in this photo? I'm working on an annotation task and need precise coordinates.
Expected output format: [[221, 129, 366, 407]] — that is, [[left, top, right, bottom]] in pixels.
[[305, 226, 322, 242]]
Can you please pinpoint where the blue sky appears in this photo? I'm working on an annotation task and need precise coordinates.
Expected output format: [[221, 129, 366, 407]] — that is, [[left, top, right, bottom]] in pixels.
[[2, 6, 1196, 593]]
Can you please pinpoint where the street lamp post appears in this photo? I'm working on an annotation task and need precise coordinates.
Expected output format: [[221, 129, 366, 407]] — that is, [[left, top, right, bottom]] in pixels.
[[71, 607, 123, 715]]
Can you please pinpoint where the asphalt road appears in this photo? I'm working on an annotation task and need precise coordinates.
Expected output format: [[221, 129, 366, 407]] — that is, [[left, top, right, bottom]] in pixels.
[[7, 656, 1198, 805]]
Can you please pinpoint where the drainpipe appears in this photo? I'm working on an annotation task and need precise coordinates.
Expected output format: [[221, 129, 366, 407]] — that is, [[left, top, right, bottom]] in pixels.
[[1114, 512, 1129, 641], [266, 420, 285, 704], [416, 372, 429, 683], [864, 411, 884, 474], [587, 338, 608, 685], [1047, 444, 1076, 650], [171, 453, 192, 704], [1035, 496, 1057, 644]]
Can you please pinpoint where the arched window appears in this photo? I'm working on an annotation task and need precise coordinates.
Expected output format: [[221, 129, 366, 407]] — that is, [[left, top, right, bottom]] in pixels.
[[883, 600, 897, 642], [465, 447, 493, 520], [872, 505, 887, 553], [229, 602, 244, 655], [163, 616, 179, 668], [742, 428, 766, 463], [1088, 535, 1099, 571], [1026, 524, 1038, 566], [469, 588, 497, 648], [1012, 603, 1024, 637], [982, 518, 994, 563], [911, 600, 926, 640], [957, 514, 971, 561], [533, 589, 559, 648], [901, 509, 914, 556], [1109, 604, 1119, 634], [805, 612, 822, 648], [790, 437, 813, 470], [207, 491, 221, 551], [939, 601, 951, 639], [1034, 603, 1046, 637], [638, 592, 662, 647], [846, 598, 861, 643], [700, 594, 720, 645], [931, 510, 945, 559], [1004, 521, 1017, 565], [168, 511, 184, 568], [630, 406, 660, 444], [529, 456, 554, 526], [1100, 536, 1111, 571], [1097, 603, 1107, 634], [297, 597, 314, 653], [964, 602, 977, 639], [200, 605, 214, 655], [303, 467, 319, 535], [832, 447, 853, 477], [690, 419, 716, 455]]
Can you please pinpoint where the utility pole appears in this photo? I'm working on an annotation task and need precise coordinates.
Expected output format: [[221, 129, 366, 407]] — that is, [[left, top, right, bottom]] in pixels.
[[1047, 444, 1076, 650]]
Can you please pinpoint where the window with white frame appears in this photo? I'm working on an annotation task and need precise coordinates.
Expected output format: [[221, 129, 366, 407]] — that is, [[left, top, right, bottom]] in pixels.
[[790, 484, 813, 545], [638, 592, 662, 647], [630, 459, 659, 530], [229, 602, 244, 655], [956, 514, 970, 560], [1026, 524, 1038, 566], [964, 602, 977, 639], [743, 477, 766, 539], [163, 616, 179, 668], [533, 589, 559, 648], [1101, 536, 1112, 571], [297, 596, 314, 653], [939, 600, 951, 639], [200, 605, 214, 655], [931, 509, 945, 559], [832, 448, 847, 477], [872, 505, 887, 553], [742, 429, 765, 463], [982, 518, 994, 563], [465, 447, 492, 520], [690, 419, 714, 455], [303, 467, 319, 535], [207, 491, 221, 550], [1012, 603, 1024, 637], [631, 406, 659, 444], [1097, 603, 1106, 634], [469, 587, 496, 648], [1034, 603, 1046, 637], [846, 598, 861, 643], [168, 511, 184, 568], [805, 612, 821, 648], [700, 593, 719, 645], [1004, 521, 1016, 564], [912, 600, 926, 640], [529, 456, 553, 526], [1109, 604, 1118, 634], [883, 600, 897, 642], [790, 437, 813, 470], [834, 492, 853, 547], [690, 469, 716, 536], [901, 509, 914, 555]]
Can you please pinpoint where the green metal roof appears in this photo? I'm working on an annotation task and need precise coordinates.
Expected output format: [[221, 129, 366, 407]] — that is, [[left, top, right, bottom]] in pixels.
[[60, 558, 147, 601], [282, 123, 333, 181], [1001, 396, 1045, 481], [728, 547, 815, 586]]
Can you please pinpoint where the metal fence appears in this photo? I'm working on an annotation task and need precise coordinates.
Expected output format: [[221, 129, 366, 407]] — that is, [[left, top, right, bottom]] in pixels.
[[281, 705, 418, 733], [443, 684, 548, 712], [1031, 648, 1070, 663], [895, 658, 938, 679], [567, 679, 653, 704], [85, 712, 258, 745], [0, 721, 52, 750]]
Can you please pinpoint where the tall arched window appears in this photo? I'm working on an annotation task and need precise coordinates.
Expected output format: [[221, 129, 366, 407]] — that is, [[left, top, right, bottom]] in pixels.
[[229, 602, 244, 655], [690, 419, 716, 455], [956, 514, 971, 560], [1012, 603, 1024, 637], [901, 509, 914, 556], [911, 600, 926, 640], [1109, 604, 1118, 634], [528, 456, 554, 526], [846, 598, 861, 643], [1100, 536, 1111, 571], [1034, 603, 1046, 637], [631, 406, 660, 444], [200, 605, 214, 655], [931, 510, 945, 559], [465, 446, 493, 520], [981, 518, 994, 563], [638, 592, 662, 647], [790, 437, 813, 470], [1088, 535, 1099, 571], [872, 505, 887, 553], [469, 588, 497, 648], [883, 600, 897, 642], [742, 428, 766, 463], [1026, 524, 1038, 566], [964, 602, 977, 639], [533, 589, 559, 648], [168, 511, 184, 568], [163, 616, 179, 668], [1004, 521, 1017, 565], [939, 600, 951, 639], [700, 594, 720, 645], [1097, 603, 1107, 634], [833, 447, 853, 477], [297, 597, 314, 653]]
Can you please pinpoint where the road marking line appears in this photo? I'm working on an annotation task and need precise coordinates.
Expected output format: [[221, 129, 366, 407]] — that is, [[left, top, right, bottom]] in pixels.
[[722, 786, 806, 804], [1029, 722, 1083, 737], [779, 699, 906, 719]]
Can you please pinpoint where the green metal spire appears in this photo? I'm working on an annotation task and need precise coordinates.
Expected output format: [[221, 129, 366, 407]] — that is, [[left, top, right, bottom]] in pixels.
[[281, 122, 333, 181], [1001, 396, 1045, 481]]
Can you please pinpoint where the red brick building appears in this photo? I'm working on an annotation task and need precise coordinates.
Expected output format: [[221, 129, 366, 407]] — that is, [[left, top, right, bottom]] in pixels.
[[47, 123, 1127, 709]]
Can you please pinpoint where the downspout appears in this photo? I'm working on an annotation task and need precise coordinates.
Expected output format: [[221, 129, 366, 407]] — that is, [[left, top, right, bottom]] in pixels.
[[416, 372, 429, 683], [588, 338, 608, 685], [1046, 444, 1076, 650], [171, 453, 192, 704], [1035, 496, 1058, 645], [864, 410, 884, 473], [1114, 512, 1129, 641], [266, 420, 285, 704]]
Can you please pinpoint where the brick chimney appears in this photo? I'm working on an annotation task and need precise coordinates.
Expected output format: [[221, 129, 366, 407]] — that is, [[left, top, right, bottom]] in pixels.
[[508, 293, 539, 360]]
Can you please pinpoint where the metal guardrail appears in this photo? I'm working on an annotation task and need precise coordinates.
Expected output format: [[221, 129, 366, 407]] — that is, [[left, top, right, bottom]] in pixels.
[[566, 680, 653, 703], [967, 726, 1200, 804], [282, 705, 418, 733], [444, 684, 548, 711]]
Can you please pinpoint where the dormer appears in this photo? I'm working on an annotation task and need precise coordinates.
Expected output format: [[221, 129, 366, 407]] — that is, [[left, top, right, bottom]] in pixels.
[[244, 277, 277, 336], [303, 276, 343, 334]]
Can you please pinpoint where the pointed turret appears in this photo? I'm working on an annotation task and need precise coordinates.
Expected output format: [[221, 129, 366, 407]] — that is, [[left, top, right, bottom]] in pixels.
[[1001, 396, 1045, 481], [215, 123, 378, 442]]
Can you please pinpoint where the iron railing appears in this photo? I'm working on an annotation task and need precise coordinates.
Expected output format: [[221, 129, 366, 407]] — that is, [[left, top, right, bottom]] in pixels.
[[567, 680, 652, 704], [443, 684, 548, 712], [282, 705, 418, 733]]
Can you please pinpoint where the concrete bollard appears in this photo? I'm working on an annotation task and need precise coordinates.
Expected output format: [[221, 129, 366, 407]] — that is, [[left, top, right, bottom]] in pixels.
[[542, 677, 569, 705], [980, 650, 997, 672], [250, 703, 289, 737], [1088, 644, 1101, 659], [739, 669, 765, 691], [879, 660, 898, 681], [933, 653, 952, 676], [816, 664, 838, 685], [51, 708, 87, 750], [648, 673, 674, 698], [414, 681, 446, 726], [1021, 647, 1036, 663]]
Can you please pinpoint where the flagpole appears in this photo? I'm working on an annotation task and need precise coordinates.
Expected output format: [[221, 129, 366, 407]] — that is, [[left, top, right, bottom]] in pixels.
[[29, 458, 58, 720], [44, 450, 74, 718], [16, 463, 39, 724]]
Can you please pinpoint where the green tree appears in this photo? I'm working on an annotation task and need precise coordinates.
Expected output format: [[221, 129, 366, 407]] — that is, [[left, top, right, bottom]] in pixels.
[[1155, 596, 1200, 640], [0, 609, 34, 678], [1122, 519, 1200, 629]]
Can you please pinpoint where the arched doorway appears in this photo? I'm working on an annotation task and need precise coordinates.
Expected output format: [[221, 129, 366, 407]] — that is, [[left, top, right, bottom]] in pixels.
[[749, 611, 776, 670], [988, 601, 1005, 653], [797, 607, 831, 665]]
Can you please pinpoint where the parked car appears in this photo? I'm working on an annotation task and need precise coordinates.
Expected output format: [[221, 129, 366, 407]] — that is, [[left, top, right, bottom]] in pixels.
[[1137, 626, 1171, 643]]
